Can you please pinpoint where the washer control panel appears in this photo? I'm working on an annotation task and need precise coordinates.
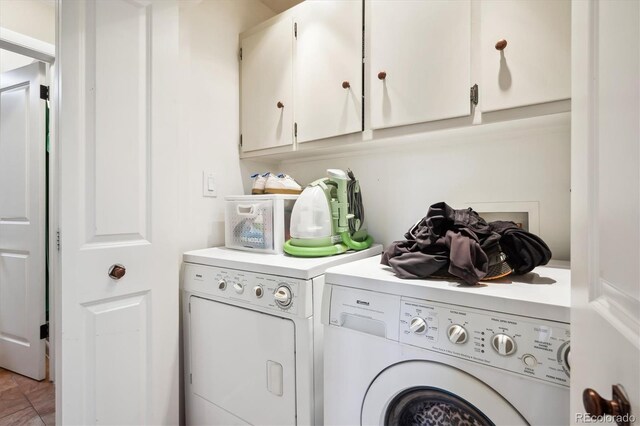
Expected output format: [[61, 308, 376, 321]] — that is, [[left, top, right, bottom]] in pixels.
[[184, 263, 312, 318], [400, 297, 570, 387]]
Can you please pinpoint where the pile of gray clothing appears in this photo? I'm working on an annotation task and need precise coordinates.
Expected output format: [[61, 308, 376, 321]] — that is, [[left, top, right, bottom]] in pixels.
[[381, 202, 552, 285]]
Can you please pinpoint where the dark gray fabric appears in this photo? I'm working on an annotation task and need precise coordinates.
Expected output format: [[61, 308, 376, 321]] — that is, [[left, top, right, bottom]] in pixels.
[[381, 202, 552, 284], [489, 220, 552, 274], [381, 203, 497, 285]]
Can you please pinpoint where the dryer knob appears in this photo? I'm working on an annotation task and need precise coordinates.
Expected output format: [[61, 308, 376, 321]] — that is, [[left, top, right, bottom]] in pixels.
[[409, 317, 428, 335], [447, 324, 468, 344], [491, 333, 517, 356], [274, 285, 292, 308], [253, 285, 264, 298], [233, 282, 244, 294], [218, 279, 227, 291]]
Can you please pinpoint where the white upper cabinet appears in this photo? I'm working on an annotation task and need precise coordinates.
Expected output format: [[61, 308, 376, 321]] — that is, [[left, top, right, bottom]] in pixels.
[[369, 0, 472, 130], [241, 17, 294, 152], [295, 0, 363, 143], [480, 0, 571, 112]]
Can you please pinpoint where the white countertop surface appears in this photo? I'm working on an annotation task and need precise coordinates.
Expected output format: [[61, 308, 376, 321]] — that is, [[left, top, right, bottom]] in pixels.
[[324, 256, 571, 323], [183, 244, 383, 280]]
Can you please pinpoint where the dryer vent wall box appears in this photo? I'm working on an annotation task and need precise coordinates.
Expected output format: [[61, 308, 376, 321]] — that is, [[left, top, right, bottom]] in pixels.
[[224, 194, 297, 254]]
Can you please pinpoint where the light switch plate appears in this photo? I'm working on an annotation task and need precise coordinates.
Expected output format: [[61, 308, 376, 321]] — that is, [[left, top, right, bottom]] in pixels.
[[202, 170, 216, 197]]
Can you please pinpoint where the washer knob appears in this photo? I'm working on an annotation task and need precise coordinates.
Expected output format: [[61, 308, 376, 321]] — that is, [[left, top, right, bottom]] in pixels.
[[558, 340, 571, 375], [409, 317, 428, 335], [447, 324, 468, 344], [491, 333, 517, 356], [274, 285, 292, 308], [233, 282, 244, 294], [218, 279, 227, 291], [522, 354, 538, 367], [254, 285, 264, 298]]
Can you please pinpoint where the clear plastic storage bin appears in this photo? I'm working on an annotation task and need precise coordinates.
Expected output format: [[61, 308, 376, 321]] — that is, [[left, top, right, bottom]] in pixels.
[[225, 194, 298, 254]]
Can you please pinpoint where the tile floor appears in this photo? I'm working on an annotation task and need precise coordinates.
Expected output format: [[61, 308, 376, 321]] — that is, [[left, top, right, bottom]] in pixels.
[[0, 368, 54, 426]]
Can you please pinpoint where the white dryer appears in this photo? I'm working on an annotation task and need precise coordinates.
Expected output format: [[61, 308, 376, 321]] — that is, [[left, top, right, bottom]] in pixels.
[[322, 256, 571, 425], [182, 245, 381, 426]]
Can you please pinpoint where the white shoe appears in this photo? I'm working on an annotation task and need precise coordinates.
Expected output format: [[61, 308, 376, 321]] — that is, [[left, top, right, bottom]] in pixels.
[[251, 172, 271, 194], [264, 173, 303, 195]]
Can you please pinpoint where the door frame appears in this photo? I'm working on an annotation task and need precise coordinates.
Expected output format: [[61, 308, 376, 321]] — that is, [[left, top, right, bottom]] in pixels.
[[0, 25, 57, 383]]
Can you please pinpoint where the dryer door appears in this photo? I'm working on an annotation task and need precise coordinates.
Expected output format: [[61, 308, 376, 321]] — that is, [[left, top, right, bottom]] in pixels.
[[362, 361, 527, 426], [189, 296, 296, 425]]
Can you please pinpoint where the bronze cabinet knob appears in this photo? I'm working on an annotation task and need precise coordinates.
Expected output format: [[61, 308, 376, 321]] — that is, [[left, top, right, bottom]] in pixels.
[[277, 101, 284, 109], [342, 81, 350, 89], [108, 264, 126, 280], [583, 385, 631, 425], [378, 71, 387, 80], [495, 39, 508, 51]]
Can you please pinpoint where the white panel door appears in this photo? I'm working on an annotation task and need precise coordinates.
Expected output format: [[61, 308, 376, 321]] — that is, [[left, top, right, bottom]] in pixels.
[[58, 1, 179, 424], [295, 0, 362, 143], [0, 62, 46, 380], [481, 0, 571, 112], [571, 0, 639, 423], [190, 297, 296, 426], [241, 17, 294, 152], [369, 0, 471, 130]]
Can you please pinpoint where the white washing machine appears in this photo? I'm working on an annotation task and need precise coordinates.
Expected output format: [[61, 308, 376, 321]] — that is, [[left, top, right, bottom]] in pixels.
[[321, 256, 571, 426], [182, 245, 382, 426]]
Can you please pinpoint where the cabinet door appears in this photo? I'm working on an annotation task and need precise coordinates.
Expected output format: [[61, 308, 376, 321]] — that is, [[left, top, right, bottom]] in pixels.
[[481, 0, 570, 112], [369, 0, 471, 130], [295, 0, 363, 143], [241, 17, 294, 152]]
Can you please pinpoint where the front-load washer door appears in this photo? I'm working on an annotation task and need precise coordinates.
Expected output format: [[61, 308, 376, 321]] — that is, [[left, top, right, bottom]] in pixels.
[[361, 361, 527, 426], [190, 296, 296, 425]]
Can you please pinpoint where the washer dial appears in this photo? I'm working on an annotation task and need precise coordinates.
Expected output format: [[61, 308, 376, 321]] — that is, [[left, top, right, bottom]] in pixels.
[[491, 333, 517, 356], [409, 317, 428, 335], [557, 340, 570, 376], [447, 324, 468, 344]]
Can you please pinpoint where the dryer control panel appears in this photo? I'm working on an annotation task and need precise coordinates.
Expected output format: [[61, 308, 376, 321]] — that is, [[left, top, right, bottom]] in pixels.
[[183, 263, 313, 318], [399, 297, 570, 387]]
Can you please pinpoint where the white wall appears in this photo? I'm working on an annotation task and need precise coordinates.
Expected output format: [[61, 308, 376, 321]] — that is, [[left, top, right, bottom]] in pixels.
[[275, 113, 571, 260], [178, 0, 276, 254], [0, 0, 55, 73], [0, 0, 55, 43]]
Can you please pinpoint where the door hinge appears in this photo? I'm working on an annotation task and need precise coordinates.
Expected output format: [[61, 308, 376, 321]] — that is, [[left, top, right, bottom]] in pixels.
[[40, 323, 49, 339], [239, 48, 242, 61], [188, 302, 191, 313], [294, 122, 298, 138], [40, 85, 49, 101], [470, 84, 479, 106], [294, 22, 297, 38], [190, 373, 192, 384], [239, 134, 243, 148], [56, 229, 60, 251]]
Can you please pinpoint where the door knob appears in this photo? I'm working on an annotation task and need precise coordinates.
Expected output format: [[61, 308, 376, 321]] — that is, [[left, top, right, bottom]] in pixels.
[[583, 385, 632, 426], [108, 264, 126, 280], [495, 39, 508, 51], [377, 71, 387, 80], [277, 101, 284, 109], [342, 81, 350, 89]]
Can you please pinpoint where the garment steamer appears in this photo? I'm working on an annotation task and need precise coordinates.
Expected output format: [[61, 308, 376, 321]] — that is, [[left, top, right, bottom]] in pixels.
[[284, 169, 373, 257]]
